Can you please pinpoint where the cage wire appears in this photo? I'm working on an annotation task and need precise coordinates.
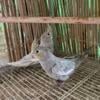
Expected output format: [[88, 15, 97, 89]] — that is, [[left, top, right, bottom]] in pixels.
[[0, 0, 100, 100]]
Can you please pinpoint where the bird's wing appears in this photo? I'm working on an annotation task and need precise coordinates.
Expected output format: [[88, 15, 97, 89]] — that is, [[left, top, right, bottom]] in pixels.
[[52, 58, 75, 75], [8, 53, 39, 67]]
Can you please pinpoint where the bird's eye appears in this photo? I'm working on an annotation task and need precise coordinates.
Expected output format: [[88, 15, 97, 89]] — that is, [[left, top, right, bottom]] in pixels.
[[48, 33, 50, 35], [36, 50, 39, 53]]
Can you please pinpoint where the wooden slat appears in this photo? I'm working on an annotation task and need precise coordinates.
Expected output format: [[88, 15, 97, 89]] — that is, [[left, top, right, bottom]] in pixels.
[[0, 17, 100, 24]]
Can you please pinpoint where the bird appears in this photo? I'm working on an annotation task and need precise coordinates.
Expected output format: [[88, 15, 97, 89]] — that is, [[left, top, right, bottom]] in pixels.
[[7, 25, 54, 67], [32, 46, 92, 85], [39, 24, 54, 53]]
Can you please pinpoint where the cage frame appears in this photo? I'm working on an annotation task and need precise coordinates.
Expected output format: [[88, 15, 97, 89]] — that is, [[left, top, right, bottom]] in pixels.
[[0, 17, 100, 24]]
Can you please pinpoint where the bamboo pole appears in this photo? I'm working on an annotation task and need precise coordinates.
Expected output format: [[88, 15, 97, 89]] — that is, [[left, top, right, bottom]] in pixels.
[[0, 17, 100, 24]]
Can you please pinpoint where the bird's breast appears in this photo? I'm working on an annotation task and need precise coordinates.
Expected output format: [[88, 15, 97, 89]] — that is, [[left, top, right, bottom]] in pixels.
[[40, 60, 53, 72]]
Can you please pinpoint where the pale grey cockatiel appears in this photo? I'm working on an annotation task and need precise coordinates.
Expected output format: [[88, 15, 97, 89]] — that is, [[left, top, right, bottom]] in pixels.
[[39, 25, 54, 53], [32, 46, 91, 82], [7, 25, 54, 67]]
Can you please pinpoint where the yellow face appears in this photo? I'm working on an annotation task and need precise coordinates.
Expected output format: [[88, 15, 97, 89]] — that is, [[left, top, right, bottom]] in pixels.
[[42, 32, 53, 40], [33, 47, 46, 60], [47, 32, 53, 39], [35, 50, 44, 59], [41, 25, 53, 41]]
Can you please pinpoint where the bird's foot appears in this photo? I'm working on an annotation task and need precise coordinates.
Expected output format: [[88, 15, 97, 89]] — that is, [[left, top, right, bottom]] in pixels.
[[56, 80, 64, 87]]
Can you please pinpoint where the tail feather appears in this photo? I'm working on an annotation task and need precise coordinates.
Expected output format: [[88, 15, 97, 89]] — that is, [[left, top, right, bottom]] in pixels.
[[64, 46, 94, 59], [76, 45, 94, 59], [74, 45, 94, 68], [81, 45, 94, 56]]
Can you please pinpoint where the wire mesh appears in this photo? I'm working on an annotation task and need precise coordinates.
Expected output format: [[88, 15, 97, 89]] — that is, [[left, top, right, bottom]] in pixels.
[[0, 58, 99, 100]]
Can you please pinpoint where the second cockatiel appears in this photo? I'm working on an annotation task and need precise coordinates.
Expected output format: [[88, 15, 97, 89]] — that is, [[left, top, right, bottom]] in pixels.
[[7, 25, 54, 67], [33, 46, 91, 82]]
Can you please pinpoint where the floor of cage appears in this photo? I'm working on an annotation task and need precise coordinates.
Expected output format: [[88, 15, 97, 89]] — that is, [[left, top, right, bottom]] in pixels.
[[0, 59, 100, 100]]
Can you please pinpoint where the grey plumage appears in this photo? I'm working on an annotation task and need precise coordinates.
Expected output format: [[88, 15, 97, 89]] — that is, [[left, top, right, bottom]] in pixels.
[[33, 46, 92, 81], [0, 25, 54, 68], [39, 24, 54, 53]]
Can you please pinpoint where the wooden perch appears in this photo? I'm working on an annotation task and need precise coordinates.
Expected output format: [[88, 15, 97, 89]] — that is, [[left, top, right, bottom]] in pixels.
[[0, 17, 100, 24]]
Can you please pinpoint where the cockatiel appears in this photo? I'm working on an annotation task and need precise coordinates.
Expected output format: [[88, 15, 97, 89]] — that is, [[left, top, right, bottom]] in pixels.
[[32, 46, 92, 85], [7, 25, 54, 67], [39, 24, 54, 53]]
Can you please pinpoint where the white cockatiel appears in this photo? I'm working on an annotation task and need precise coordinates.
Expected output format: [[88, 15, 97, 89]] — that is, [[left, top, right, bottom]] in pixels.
[[32, 46, 91, 82], [7, 25, 54, 67]]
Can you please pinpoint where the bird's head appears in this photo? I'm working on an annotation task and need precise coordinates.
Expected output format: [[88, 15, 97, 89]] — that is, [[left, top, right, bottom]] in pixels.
[[32, 46, 49, 60], [41, 25, 53, 41]]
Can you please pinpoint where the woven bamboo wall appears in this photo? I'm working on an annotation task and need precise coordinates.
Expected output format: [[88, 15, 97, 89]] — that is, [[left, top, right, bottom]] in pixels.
[[0, 4, 7, 57], [1, 0, 100, 61]]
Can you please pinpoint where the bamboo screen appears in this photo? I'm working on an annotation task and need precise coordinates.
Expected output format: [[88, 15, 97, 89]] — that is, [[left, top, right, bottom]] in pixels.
[[1, 0, 100, 61], [0, 6, 8, 61], [0, 23, 7, 56]]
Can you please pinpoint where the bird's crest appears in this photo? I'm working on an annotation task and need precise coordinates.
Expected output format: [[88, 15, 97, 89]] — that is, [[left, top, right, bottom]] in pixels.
[[46, 24, 52, 33], [31, 38, 39, 52]]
